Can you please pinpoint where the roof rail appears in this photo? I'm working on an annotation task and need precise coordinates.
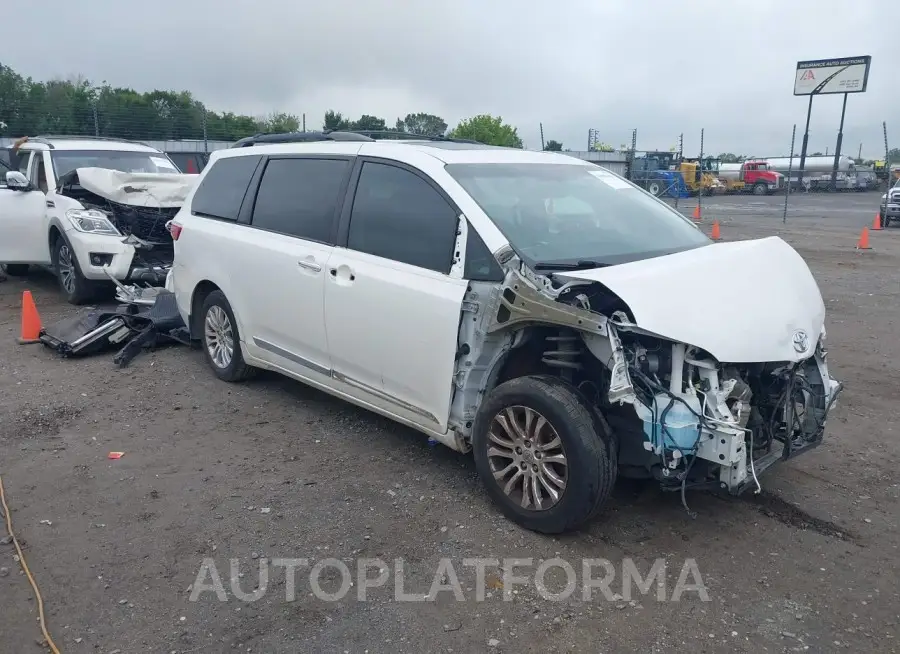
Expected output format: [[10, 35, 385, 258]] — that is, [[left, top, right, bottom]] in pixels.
[[27, 134, 153, 149], [231, 131, 375, 148], [228, 129, 487, 149], [347, 130, 483, 144]]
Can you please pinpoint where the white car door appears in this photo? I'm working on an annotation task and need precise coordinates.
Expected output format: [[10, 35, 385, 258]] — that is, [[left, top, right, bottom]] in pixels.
[[234, 155, 354, 379], [324, 159, 468, 432], [0, 151, 52, 264]]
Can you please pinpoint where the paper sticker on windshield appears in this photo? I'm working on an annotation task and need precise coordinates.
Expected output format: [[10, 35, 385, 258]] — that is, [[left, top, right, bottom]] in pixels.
[[151, 156, 178, 171], [589, 170, 632, 190]]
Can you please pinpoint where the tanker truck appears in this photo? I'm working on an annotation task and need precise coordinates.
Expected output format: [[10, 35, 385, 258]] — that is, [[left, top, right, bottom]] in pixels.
[[717, 160, 785, 195], [763, 155, 858, 191]]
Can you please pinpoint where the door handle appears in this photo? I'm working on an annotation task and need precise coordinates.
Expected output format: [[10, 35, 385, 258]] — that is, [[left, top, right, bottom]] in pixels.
[[298, 260, 321, 272]]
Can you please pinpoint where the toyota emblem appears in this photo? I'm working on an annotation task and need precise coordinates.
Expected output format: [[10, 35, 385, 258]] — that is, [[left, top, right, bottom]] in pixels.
[[792, 330, 810, 354]]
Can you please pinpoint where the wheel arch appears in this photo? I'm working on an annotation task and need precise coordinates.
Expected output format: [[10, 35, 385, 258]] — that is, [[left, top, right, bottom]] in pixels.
[[189, 280, 222, 339]]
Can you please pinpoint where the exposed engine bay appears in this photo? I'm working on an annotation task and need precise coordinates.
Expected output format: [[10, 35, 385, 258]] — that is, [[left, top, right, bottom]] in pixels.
[[448, 234, 843, 507], [56, 167, 195, 285]]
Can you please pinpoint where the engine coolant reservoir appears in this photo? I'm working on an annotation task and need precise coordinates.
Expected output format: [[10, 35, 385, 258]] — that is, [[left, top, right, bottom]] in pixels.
[[635, 393, 702, 453]]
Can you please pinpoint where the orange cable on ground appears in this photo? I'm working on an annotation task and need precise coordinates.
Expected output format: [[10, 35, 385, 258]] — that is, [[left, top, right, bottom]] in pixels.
[[0, 475, 60, 654]]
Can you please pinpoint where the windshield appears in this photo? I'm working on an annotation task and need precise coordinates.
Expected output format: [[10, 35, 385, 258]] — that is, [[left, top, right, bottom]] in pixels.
[[50, 150, 180, 179], [445, 163, 711, 268]]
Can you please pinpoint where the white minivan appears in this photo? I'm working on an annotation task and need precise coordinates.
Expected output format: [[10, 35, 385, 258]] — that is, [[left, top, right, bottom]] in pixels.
[[168, 131, 842, 534]]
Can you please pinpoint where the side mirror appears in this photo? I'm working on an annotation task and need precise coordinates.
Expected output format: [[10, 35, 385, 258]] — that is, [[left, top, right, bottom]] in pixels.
[[5, 171, 32, 191]]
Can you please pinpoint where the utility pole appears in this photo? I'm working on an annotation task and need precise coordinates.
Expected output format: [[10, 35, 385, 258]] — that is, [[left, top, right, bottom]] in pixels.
[[882, 122, 890, 224], [830, 93, 849, 191], [784, 124, 796, 223], [698, 128, 705, 216], [540, 122, 545, 150]]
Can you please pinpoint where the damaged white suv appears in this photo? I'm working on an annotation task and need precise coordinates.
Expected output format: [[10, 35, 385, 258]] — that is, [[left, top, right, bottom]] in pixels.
[[170, 132, 843, 534], [0, 135, 195, 304]]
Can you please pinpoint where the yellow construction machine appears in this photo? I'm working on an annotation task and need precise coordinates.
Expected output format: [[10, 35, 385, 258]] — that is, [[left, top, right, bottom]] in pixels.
[[677, 157, 726, 196]]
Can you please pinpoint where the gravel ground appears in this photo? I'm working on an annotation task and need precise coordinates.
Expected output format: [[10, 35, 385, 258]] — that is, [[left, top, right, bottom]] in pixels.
[[1, 191, 899, 653]]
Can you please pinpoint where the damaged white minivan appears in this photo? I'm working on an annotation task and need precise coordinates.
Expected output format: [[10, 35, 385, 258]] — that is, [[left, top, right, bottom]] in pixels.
[[170, 132, 843, 534]]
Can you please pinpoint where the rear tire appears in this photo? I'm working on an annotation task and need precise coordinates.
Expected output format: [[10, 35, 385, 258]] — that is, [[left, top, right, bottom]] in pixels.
[[472, 375, 613, 534], [2, 264, 30, 276], [199, 290, 257, 382]]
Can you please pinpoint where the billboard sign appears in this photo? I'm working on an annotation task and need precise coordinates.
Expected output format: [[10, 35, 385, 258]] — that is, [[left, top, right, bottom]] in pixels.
[[793, 56, 871, 95]]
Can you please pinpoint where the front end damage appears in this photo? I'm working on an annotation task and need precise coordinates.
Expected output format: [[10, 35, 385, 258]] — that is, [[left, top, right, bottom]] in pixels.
[[56, 167, 196, 285], [450, 236, 843, 501]]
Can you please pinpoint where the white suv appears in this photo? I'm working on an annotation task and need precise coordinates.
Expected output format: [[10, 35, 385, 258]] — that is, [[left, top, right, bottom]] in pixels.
[[170, 131, 842, 534], [0, 135, 192, 303]]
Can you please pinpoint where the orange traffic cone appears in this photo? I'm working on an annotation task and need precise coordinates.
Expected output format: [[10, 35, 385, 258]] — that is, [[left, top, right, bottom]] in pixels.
[[17, 290, 42, 344], [855, 227, 872, 251], [711, 220, 721, 240], [872, 212, 883, 231], [692, 205, 702, 222]]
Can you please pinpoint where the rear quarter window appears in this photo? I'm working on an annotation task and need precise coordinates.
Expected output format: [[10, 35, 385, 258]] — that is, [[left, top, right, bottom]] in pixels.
[[190, 155, 261, 221]]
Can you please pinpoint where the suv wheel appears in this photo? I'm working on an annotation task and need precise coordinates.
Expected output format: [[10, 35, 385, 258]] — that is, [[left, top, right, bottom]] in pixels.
[[53, 236, 96, 304], [472, 375, 613, 534], [200, 290, 256, 382]]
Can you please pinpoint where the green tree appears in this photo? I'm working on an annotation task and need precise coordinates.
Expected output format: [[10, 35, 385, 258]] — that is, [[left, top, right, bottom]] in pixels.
[[449, 114, 523, 148], [887, 148, 900, 163], [351, 114, 387, 131], [259, 111, 300, 133], [718, 152, 744, 163], [395, 112, 447, 136], [323, 110, 351, 131], [543, 139, 563, 151]]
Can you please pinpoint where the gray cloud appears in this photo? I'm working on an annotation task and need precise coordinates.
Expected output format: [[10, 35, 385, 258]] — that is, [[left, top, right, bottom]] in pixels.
[[5, 0, 894, 157]]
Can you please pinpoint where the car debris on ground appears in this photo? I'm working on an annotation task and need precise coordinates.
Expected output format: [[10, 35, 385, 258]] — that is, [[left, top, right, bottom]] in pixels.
[[38, 282, 189, 367]]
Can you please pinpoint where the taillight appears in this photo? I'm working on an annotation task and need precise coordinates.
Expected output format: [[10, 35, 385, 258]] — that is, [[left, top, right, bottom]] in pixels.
[[167, 220, 183, 240]]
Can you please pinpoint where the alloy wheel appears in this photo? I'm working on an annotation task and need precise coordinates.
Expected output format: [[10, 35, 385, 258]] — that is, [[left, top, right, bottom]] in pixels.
[[204, 305, 234, 369], [486, 406, 568, 511]]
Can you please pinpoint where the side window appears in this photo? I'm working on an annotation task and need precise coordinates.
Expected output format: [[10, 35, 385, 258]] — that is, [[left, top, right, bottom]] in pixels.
[[17, 151, 32, 177], [464, 223, 505, 281], [32, 153, 48, 193], [348, 162, 458, 273], [250, 158, 349, 243], [191, 155, 261, 221]]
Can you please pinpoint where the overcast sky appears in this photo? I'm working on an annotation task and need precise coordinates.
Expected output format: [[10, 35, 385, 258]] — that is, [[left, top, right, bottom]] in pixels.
[[5, 0, 894, 157]]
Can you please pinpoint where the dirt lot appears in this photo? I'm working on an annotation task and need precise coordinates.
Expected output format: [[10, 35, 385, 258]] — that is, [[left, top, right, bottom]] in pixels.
[[1, 191, 899, 653]]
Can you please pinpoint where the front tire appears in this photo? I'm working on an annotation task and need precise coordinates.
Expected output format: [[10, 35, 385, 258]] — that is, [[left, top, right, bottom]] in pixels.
[[53, 236, 96, 305], [199, 290, 256, 382], [472, 375, 613, 534], [752, 182, 767, 196]]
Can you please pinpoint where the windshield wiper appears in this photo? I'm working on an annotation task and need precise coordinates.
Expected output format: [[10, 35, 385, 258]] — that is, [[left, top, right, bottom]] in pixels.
[[532, 259, 612, 271]]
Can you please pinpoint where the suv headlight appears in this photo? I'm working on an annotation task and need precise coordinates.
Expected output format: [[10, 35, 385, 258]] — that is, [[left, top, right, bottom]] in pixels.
[[66, 209, 120, 236]]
